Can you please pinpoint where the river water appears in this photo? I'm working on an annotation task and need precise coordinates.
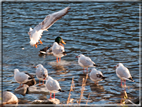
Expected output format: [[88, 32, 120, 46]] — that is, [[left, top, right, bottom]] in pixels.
[[2, 2, 140, 105]]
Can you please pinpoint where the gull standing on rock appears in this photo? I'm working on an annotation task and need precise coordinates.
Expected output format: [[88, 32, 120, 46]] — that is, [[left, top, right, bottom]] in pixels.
[[76, 54, 97, 73], [115, 63, 134, 87], [28, 6, 70, 48], [34, 64, 48, 86], [14, 69, 31, 89], [52, 37, 66, 63], [45, 76, 64, 99], [90, 68, 106, 84]]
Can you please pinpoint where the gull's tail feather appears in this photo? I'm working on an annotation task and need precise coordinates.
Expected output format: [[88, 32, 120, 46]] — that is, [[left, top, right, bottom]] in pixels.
[[63, 52, 67, 55], [58, 89, 64, 92], [93, 64, 98, 66]]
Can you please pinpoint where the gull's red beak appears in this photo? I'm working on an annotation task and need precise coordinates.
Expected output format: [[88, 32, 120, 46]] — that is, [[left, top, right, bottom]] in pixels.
[[114, 66, 116, 68], [76, 56, 78, 58], [34, 66, 37, 68]]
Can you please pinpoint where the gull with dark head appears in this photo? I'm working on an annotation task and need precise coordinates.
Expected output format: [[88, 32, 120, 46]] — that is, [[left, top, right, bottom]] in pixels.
[[76, 54, 97, 73], [28, 6, 70, 48], [90, 68, 106, 84], [115, 63, 134, 87]]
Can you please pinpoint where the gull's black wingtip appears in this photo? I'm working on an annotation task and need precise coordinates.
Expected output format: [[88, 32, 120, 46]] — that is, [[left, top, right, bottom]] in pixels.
[[128, 77, 134, 82], [93, 64, 98, 67], [58, 89, 64, 92]]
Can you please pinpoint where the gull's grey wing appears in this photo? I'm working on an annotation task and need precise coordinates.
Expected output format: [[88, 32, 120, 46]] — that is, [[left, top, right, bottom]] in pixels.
[[36, 68, 46, 78], [28, 7, 70, 45], [116, 67, 131, 79], [80, 57, 93, 66], [46, 79, 60, 91], [52, 44, 64, 54], [40, 6, 70, 30]]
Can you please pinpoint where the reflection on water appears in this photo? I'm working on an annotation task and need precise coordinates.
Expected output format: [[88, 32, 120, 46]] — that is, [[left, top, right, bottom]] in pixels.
[[2, 2, 139, 105], [90, 83, 105, 93]]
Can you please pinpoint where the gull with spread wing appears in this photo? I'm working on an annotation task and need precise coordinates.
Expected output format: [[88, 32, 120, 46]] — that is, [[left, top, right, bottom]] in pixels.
[[28, 6, 70, 48]]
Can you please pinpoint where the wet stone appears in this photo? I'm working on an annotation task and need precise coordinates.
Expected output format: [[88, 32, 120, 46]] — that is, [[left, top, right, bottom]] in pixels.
[[14, 84, 29, 96], [15, 84, 49, 95], [28, 84, 49, 94], [32, 99, 60, 104]]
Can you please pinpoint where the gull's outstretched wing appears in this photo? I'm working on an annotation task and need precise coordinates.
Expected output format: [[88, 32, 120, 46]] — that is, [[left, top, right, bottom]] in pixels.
[[28, 6, 70, 46], [41, 6, 70, 30], [80, 56, 94, 67]]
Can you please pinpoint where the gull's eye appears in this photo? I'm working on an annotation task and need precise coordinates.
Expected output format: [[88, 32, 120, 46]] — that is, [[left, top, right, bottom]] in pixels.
[[117, 64, 119, 67]]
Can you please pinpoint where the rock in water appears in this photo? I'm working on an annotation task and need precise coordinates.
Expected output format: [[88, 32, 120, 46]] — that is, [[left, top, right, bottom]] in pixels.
[[32, 99, 60, 104], [28, 84, 49, 94], [14, 84, 29, 96]]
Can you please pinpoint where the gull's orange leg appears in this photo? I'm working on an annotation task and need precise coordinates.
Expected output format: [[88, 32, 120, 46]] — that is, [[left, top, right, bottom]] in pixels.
[[124, 80, 126, 91], [124, 80, 126, 87], [21, 84, 24, 87], [50, 93, 52, 99], [53, 93, 55, 98], [59, 57, 61, 62], [41, 80, 44, 85], [121, 79, 122, 87], [17, 84, 21, 89], [56, 57, 58, 63], [86, 68, 88, 73], [39, 40, 43, 44], [34, 44, 37, 48], [38, 80, 42, 86]]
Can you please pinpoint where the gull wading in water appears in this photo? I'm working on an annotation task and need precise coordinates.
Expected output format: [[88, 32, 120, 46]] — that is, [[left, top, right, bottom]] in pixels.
[[115, 63, 134, 87], [39, 36, 66, 55], [28, 6, 70, 48], [14, 69, 31, 89], [34, 64, 48, 86], [52, 37, 66, 63], [45, 76, 64, 99], [76, 54, 97, 73], [90, 68, 106, 84], [2, 91, 18, 105]]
